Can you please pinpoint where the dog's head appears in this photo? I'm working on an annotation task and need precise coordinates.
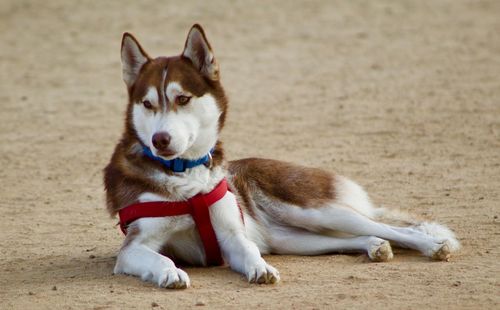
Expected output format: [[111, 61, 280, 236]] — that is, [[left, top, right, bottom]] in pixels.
[[121, 25, 227, 160]]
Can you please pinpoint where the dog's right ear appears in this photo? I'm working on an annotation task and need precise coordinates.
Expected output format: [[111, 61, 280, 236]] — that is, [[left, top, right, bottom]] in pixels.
[[182, 24, 219, 81], [121, 33, 149, 88]]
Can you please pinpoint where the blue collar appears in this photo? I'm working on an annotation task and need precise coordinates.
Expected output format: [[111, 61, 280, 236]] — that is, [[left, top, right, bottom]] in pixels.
[[142, 145, 214, 173]]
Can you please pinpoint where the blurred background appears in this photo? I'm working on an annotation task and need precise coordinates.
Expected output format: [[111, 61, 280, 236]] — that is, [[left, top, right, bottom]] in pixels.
[[1, 1, 499, 308]]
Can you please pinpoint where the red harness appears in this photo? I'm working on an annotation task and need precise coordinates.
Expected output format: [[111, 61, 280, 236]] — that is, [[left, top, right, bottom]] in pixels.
[[119, 179, 232, 266]]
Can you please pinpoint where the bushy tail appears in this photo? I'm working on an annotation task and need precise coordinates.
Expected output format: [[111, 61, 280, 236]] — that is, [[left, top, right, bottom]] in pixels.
[[373, 207, 461, 252]]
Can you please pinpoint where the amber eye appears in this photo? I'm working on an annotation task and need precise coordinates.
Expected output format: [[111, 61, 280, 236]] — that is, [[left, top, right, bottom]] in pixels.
[[177, 95, 192, 105], [142, 100, 153, 109]]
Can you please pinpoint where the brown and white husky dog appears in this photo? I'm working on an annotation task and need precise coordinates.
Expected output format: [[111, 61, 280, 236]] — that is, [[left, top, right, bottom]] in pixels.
[[104, 24, 460, 289]]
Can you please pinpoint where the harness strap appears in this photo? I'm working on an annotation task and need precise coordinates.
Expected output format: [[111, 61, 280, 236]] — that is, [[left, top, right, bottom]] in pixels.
[[189, 192, 224, 266], [118, 179, 229, 266]]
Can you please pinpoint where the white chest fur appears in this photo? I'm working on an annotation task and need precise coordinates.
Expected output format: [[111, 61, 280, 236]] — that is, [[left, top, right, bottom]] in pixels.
[[150, 165, 226, 200], [129, 165, 227, 265]]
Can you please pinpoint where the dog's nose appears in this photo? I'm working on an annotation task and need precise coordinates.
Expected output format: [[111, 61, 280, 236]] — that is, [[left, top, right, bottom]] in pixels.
[[152, 132, 171, 151]]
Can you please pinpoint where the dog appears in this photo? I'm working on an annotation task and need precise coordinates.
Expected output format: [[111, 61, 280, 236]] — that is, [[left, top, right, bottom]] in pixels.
[[104, 24, 460, 289]]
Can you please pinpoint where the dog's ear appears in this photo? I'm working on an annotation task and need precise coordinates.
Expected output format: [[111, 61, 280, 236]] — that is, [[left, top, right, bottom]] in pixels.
[[182, 24, 219, 81], [121, 33, 150, 88]]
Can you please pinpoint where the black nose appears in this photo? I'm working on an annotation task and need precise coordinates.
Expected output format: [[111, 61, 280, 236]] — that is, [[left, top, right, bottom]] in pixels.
[[152, 132, 171, 151]]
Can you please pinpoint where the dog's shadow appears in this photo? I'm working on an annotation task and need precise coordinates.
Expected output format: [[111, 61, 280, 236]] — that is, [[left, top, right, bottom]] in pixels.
[[4, 252, 117, 289], [4, 247, 435, 292], [4, 251, 249, 291]]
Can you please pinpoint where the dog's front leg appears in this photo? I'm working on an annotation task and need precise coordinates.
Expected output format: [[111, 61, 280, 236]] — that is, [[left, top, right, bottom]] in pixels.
[[114, 224, 190, 289], [210, 192, 280, 284]]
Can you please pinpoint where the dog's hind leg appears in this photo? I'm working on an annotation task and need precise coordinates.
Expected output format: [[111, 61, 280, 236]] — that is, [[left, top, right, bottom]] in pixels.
[[281, 204, 454, 260], [268, 226, 393, 262]]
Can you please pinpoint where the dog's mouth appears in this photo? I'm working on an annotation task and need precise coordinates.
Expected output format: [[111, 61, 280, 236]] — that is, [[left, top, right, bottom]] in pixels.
[[149, 135, 196, 161], [156, 149, 178, 159]]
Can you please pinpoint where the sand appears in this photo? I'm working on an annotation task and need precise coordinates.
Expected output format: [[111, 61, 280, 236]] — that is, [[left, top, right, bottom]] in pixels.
[[1, 0, 499, 309]]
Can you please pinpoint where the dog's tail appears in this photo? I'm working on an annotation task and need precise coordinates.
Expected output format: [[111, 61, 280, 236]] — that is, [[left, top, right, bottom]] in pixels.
[[373, 207, 461, 252]]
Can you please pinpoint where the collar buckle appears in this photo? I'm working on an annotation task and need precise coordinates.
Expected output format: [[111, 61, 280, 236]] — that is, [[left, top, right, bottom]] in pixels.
[[204, 152, 213, 169]]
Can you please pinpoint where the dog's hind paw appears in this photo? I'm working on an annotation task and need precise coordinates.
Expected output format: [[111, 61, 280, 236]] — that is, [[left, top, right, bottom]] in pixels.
[[432, 241, 451, 262], [156, 267, 190, 289], [368, 239, 394, 262]]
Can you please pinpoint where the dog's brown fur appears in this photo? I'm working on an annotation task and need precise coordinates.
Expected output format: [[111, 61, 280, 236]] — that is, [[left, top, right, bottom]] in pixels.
[[228, 158, 336, 211]]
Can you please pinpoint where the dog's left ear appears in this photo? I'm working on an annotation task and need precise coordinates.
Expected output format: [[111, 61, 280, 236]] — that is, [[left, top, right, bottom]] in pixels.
[[182, 24, 219, 81]]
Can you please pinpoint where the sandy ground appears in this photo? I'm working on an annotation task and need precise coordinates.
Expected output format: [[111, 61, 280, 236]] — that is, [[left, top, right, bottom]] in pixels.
[[1, 0, 499, 309]]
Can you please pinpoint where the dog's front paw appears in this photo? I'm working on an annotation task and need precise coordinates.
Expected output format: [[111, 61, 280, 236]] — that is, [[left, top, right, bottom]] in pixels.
[[246, 260, 280, 284], [155, 267, 190, 289]]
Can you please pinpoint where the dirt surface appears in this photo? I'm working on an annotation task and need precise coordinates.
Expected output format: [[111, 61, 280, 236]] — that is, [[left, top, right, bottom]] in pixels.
[[1, 0, 499, 309]]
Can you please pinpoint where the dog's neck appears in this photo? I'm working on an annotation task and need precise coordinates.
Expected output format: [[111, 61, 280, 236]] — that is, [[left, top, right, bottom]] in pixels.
[[109, 136, 227, 201], [121, 135, 226, 174], [141, 145, 214, 173]]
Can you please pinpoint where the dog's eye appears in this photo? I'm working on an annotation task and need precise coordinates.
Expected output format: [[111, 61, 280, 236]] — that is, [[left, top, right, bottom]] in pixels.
[[177, 95, 191, 105], [142, 100, 153, 109]]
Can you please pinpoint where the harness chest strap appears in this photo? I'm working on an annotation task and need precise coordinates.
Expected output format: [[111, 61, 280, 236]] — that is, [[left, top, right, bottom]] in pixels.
[[118, 179, 240, 266]]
